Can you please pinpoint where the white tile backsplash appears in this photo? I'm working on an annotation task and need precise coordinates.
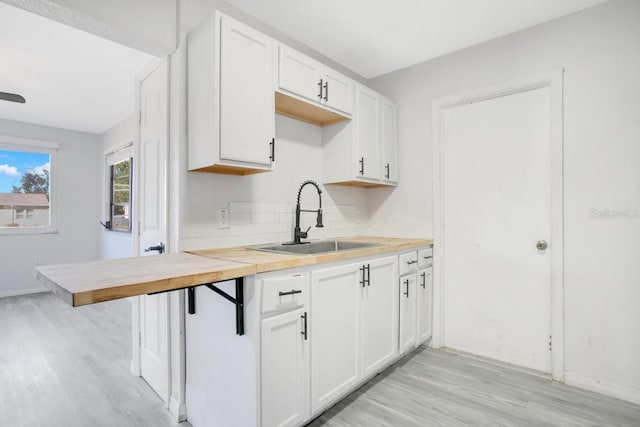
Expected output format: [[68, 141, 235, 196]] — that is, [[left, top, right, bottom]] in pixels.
[[179, 199, 369, 251]]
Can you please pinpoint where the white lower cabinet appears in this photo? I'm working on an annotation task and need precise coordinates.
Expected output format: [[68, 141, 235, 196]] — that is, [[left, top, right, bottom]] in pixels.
[[261, 308, 309, 427], [399, 273, 417, 354], [310, 262, 361, 413], [361, 256, 398, 376], [310, 255, 398, 414], [416, 267, 433, 346]]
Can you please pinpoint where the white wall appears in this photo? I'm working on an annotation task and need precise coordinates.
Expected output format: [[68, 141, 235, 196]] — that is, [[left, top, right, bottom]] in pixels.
[[369, 0, 640, 403], [0, 118, 101, 297], [99, 116, 134, 260]]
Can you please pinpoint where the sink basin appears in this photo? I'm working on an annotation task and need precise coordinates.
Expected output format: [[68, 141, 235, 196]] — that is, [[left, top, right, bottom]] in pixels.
[[252, 240, 380, 255]]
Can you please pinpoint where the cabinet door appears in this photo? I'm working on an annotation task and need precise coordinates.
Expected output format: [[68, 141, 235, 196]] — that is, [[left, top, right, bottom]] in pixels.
[[219, 16, 274, 166], [361, 256, 398, 377], [355, 84, 380, 180], [310, 263, 361, 413], [261, 308, 309, 427], [321, 66, 353, 115], [278, 46, 322, 103], [416, 268, 433, 346], [399, 273, 417, 354], [381, 97, 397, 183]]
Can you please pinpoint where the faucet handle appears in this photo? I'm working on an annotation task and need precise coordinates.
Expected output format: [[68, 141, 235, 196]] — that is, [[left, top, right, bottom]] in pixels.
[[303, 226, 311, 236], [316, 208, 323, 228]]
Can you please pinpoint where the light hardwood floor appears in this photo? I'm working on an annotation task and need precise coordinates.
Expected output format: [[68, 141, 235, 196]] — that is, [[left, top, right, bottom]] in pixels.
[[3, 292, 639, 427], [0, 292, 186, 427], [309, 348, 640, 427]]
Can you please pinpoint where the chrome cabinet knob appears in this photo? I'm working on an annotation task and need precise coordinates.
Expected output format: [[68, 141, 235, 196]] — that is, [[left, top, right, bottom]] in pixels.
[[536, 240, 548, 251]]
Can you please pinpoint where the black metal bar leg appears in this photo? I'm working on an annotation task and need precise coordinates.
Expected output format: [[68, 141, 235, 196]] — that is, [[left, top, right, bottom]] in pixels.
[[235, 277, 244, 336], [188, 287, 196, 315]]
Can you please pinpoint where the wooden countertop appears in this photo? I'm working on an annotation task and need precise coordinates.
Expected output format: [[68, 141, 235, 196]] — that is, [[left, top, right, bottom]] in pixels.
[[36, 236, 432, 306], [190, 236, 433, 273], [35, 253, 255, 307]]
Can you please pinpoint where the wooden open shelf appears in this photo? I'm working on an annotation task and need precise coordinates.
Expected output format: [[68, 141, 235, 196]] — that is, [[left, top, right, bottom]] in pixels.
[[275, 92, 351, 127]]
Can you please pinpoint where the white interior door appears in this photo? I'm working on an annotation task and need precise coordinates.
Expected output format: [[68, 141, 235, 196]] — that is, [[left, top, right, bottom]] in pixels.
[[137, 59, 170, 403], [442, 86, 553, 373]]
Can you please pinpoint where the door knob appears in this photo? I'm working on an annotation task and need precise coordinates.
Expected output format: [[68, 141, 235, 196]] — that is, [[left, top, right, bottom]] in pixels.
[[145, 242, 165, 254], [536, 240, 548, 251]]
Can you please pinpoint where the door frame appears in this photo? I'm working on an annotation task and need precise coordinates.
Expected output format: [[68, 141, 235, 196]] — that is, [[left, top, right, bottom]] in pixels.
[[431, 69, 565, 380]]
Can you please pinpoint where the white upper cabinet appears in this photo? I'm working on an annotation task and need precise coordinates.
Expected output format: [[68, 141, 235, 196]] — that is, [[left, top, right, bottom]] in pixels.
[[381, 96, 397, 183], [278, 45, 323, 103], [355, 84, 380, 181], [321, 66, 353, 114], [186, 11, 397, 183], [322, 84, 398, 187], [277, 46, 353, 116], [188, 12, 275, 175]]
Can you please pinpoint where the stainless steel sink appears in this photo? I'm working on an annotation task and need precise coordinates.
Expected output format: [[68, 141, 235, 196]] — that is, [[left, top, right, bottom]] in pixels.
[[252, 240, 380, 255]]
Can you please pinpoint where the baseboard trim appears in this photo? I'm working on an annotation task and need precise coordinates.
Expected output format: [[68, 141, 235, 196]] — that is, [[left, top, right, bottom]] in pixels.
[[564, 371, 640, 405], [0, 287, 49, 298], [169, 396, 187, 422]]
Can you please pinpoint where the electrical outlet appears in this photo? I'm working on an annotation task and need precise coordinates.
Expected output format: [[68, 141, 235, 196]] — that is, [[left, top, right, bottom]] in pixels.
[[355, 210, 361, 224], [35, 256, 42, 265], [217, 208, 229, 229]]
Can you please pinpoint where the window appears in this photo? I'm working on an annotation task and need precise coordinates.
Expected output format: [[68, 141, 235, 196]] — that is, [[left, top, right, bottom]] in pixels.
[[0, 136, 57, 234], [109, 157, 132, 232]]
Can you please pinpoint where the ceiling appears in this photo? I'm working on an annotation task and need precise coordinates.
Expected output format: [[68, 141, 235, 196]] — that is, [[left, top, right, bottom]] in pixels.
[[0, 2, 154, 134], [226, 0, 607, 79]]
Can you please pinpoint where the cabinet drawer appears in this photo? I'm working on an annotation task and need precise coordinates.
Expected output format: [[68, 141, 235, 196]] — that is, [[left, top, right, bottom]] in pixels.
[[399, 251, 418, 276], [261, 274, 308, 315], [418, 247, 433, 269]]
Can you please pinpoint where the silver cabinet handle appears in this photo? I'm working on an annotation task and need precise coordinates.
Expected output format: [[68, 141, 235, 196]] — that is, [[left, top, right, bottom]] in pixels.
[[536, 240, 548, 251], [406, 260, 418, 265]]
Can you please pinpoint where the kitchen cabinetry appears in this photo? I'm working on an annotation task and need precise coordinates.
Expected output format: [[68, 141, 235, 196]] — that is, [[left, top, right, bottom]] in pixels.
[[278, 46, 353, 115], [361, 256, 398, 376], [261, 308, 309, 427], [322, 84, 398, 187], [310, 263, 361, 413], [399, 272, 417, 354], [416, 247, 433, 345], [355, 84, 380, 181], [310, 255, 398, 413], [185, 244, 430, 427], [188, 12, 275, 175], [381, 97, 398, 183], [261, 273, 310, 427], [398, 247, 433, 354], [416, 267, 433, 345]]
